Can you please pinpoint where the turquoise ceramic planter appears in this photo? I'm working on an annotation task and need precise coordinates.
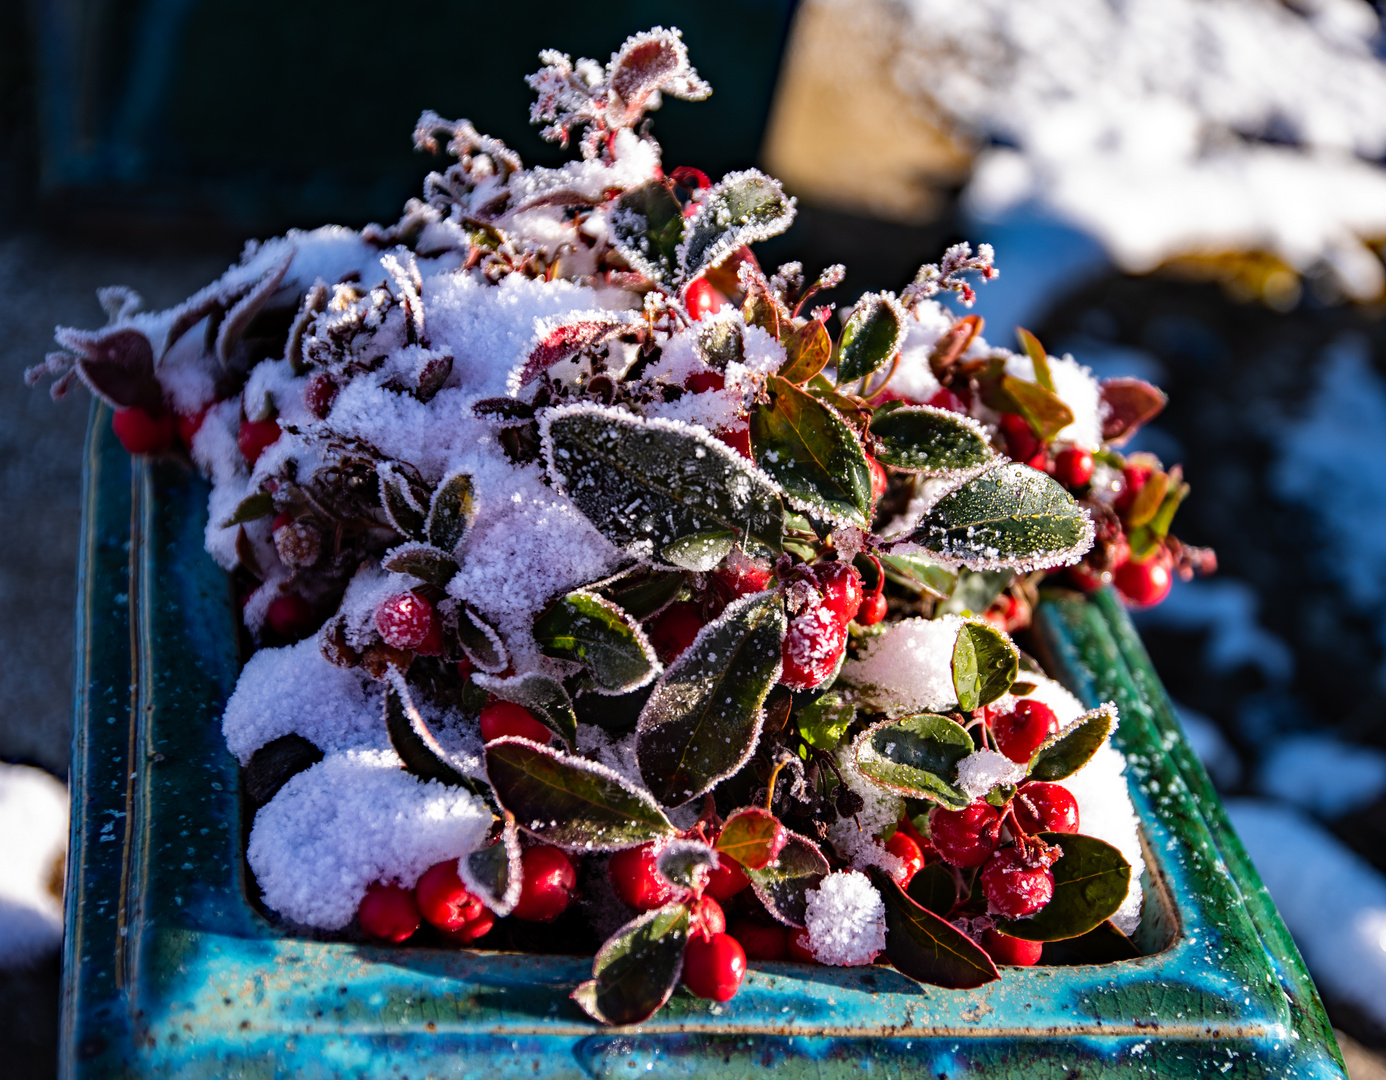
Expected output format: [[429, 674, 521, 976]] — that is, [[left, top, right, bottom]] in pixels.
[[63, 402, 1347, 1078]]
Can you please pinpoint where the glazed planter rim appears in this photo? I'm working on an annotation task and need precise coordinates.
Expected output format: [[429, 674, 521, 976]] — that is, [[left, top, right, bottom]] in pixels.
[[61, 403, 1347, 1078]]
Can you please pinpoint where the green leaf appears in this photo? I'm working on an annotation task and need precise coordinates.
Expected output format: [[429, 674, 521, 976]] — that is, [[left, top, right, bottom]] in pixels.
[[905, 861, 958, 918], [677, 169, 796, 284], [383, 675, 479, 792], [610, 180, 684, 283], [879, 553, 956, 599], [1041, 919, 1139, 965], [904, 462, 1094, 571], [796, 691, 855, 751], [745, 828, 830, 927], [534, 591, 660, 695], [1028, 704, 1116, 782], [871, 869, 1000, 989], [750, 375, 873, 528], [636, 591, 786, 805], [1000, 375, 1074, 443], [454, 607, 508, 674], [661, 530, 735, 572], [474, 671, 579, 748], [656, 839, 718, 890], [221, 490, 274, 528], [543, 405, 783, 568], [381, 542, 457, 587], [696, 317, 745, 370], [937, 568, 1014, 617], [836, 293, 906, 384], [426, 471, 475, 554], [485, 738, 674, 850], [571, 904, 690, 1026], [1016, 327, 1055, 392], [778, 319, 832, 384], [458, 822, 523, 917], [996, 833, 1131, 942], [714, 807, 787, 871], [852, 713, 972, 808], [377, 462, 428, 540], [950, 621, 1018, 712], [869, 405, 995, 476], [601, 568, 686, 622]]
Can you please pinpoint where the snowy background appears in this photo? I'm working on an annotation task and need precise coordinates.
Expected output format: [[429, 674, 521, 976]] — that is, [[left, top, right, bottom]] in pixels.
[[6, 0, 1386, 1075]]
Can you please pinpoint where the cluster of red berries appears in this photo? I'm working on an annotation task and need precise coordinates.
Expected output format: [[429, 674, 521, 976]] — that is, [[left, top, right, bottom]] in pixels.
[[781, 562, 864, 690], [1063, 461, 1175, 607], [111, 402, 282, 468]]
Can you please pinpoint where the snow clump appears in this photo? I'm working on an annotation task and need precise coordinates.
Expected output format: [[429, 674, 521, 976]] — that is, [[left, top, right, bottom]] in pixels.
[[804, 870, 887, 967]]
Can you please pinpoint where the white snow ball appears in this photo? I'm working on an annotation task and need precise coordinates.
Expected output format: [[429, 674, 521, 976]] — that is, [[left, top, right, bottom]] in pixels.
[[0, 764, 67, 968], [842, 615, 964, 714], [247, 748, 493, 930], [956, 749, 1026, 800], [804, 870, 887, 967]]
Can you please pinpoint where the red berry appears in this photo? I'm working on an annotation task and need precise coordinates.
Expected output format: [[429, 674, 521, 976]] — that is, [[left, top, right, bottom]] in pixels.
[[416, 619, 445, 657], [609, 843, 676, 911], [305, 373, 339, 418], [983, 928, 1044, 966], [238, 417, 282, 467], [358, 882, 421, 943], [884, 830, 925, 887], [928, 802, 1002, 868], [648, 602, 704, 664], [685, 278, 725, 321], [1114, 555, 1173, 608], [780, 606, 848, 690], [1114, 463, 1153, 514], [867, 454, 888, 504], [416, 860, 494, 941], [682, 932, 747, 1001], [176, 407, 209, 449], [1066, 562, 1108, 593], [685, 370, 726, 394], [374, 592, 437, 651], [1013, 781, 1080, 835], [511, 845, 577, 922], [265, 592, 315, 639], [1053, 448, 1094, 489], [478, 701, 552, 744], [816, 562, 864, 625], [856, 590, 887, 627], [999, 413, 1040, 464], [991, 700, 1059, 764], [112, 406, 176, 454], [786, 928, 817, 964], [716, 425, 753, 459], [711, 562, 773, 601], [705, 856, 751, 900], [456, 655, 475, 680], [927, 387, 967, 413], [689, 894, 727, 941], [981, 848, 1055, 919], [729, 918, 788, 961]]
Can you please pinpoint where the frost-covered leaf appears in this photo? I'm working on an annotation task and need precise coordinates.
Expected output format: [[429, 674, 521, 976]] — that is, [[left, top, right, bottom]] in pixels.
[[778, 319, 832, 385], [928, 314, 983, 377], [485, 738, 673, 850], [836, 293, 906, 385], [1000, 375, 1074, 443], [384, 675, 478, 792], [1101, 378, 1167, 443], [744, 828, 830, 928], [872, 868, 999, 989], [636, 591, 786, 806], [853, 714, 972, 808], [381, 542, 457, 587], [660, 530, 735, 571], [534, 591, 660, 695], [903, 463, 1094, 571], [905, 861, 958, 918], [996, 833, 1130, 942], [869, 404, 995, 476], [221, 490, 274, 528], [1027, 704, 1116, 783], [950, 622, 1018, 712], [714, 807, 787, 871], [879, 553, 956, 598], [656, 838, 717, 890], [514, 314, 634, 390], [749, 376, 873, 528], [1044, 919, 1139, 964], [676, 170, 795, 284], [56, 327, 162, 410], [474, 671, 578, 747], [459, 821, 523, 918], [454, 607, 508, 674], [610, 181, 684, 283], [796, 691, 855, 751], [542, 404, 784, 567], [696, 317, 745, 370], [378, 462, 428, 541], [571, 903, 689, 1027], [602, 568, 685, 622], [426, 472, 475, 555], [215, 251, 292, 364], [609, 26, 711, 114]]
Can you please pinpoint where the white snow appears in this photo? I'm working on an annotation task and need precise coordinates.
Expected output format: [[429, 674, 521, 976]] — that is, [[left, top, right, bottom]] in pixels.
[[1061, 738, 1145, 935], [829, 746, 904, 877], [955, 749, 1026, 801], [842, 615, 965, 714], [1227, 798, 1386, 1028], [0, 764, 67, 967], [804, 869, 887, 966]]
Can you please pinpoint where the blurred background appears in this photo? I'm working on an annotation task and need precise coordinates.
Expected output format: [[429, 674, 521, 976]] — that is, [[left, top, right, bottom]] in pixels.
[[5, 0, 1386, 1075]]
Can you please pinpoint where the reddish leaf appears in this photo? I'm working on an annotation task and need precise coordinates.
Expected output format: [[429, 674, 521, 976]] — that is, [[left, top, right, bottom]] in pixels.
[[715, 807, 787, 871], [1101, 378, 1167, 442], [514, 316, 631, 389], [57, 327, 161, 410], [928, 315, 983, 377]]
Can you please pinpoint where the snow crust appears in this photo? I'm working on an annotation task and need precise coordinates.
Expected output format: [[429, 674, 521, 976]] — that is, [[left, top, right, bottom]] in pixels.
[[0, 764, 67, 968], [804, 869, 887, 966], [842, 615, 965, 714]]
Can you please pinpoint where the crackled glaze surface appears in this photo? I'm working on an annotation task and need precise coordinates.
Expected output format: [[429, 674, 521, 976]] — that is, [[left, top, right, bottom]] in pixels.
[[61, 403, 1345, 1078]]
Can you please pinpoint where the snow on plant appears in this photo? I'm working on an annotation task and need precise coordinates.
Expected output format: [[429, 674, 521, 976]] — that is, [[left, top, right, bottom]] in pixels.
[[30, 28, 1205, 1024]]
